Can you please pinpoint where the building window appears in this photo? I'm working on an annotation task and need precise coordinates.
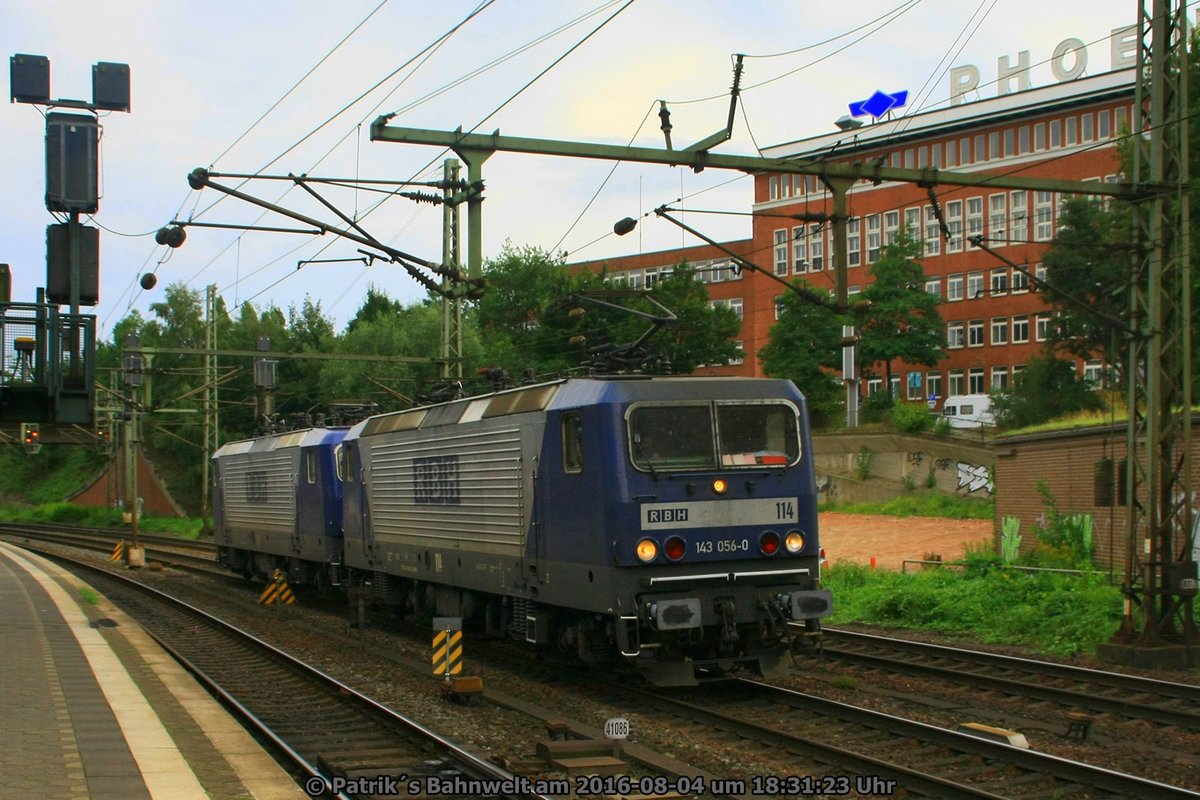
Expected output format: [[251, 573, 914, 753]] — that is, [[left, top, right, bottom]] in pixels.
[[960, 137, 970, 164], [729, 297, 743, 319], [927, 371, 942, 401], [866, 214, 881, 263], [905, 207, 920, 238], [967, 196, 984, 240], [1035, 191, 1054, 241], [809, 226, 824, 271], [991, 316, 1008, 345], [904, 148, 915, 168], [918, 146, 928, 168], [774, 229, 789, 275], [1050, 118, 1062, 147], [1035, 262, 1047, 284], [925, 277, 941, 297], [991, 366, 1009, 390], [949, 369, 965, 396], [709, 262, 724, 283], [884, 210, 900, 245], [1098, 110, 1111, 138], [1012, 363, 1026, 378], [628, 271, 644, 289], [774, 296, 784, 320], [947, 321, 965, 349], [943, 140, 955, 167], [1083, 359, 1103, 385], [967, 319, 985, 347], [1115, 107, 1127, 134], [1018, 125, 1030, 154], [966, 271, 984, 300], [947, 274, 964, 302], [644, 267, 659, 288], [730, 341, 744, 366], [923, 206, 941, 256], [968, 368, 985, 393], [847, 285, 861, 295], [769, 176, 779, 200], [1012, 315, 1029, 343], [1066, 115, 1078, 145], [1034, 122, 1045, 150], [989, 193, 1007, 245], [792, 227, 807, 273], [1012, 267, 1029, 293], [867, 377, 883, 396], [1010, 190, 1028, 244], [905, 371, 921, 400], [946, 199, 963, 253], [1035, 313, 1051, 342], [989, 130, 1000, 159], [990, 268, 1008, 295], [1082, 112, 1094, 141], [974, 133, 985, 162], [847, 217, 861, 267], [793, 174, 805, 196], [1004, 128, 1015, 157]]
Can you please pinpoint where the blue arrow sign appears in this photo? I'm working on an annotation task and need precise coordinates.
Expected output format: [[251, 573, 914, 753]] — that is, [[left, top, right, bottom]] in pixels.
[[848, 89, 909, 119]]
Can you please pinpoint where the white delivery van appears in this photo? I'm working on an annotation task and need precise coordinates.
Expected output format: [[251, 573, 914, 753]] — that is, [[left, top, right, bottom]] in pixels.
[[941, 394, 996, 428]]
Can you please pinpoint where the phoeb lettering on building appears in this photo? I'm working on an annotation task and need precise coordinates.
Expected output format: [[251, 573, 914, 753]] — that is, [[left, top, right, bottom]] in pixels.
[[949, 24, 1149, 105]]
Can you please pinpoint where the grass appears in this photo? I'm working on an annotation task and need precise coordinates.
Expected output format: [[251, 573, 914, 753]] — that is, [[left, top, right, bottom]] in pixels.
[[0, 502, 204, 539], [79, 587, 100, 605], [822, 562, 1123, 657], [821, 493, 993, 520]]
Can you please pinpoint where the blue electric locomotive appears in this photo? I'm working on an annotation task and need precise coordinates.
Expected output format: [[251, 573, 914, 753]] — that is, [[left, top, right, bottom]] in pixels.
[[339, 375, 830, 685], [212, 426, 348, 587]]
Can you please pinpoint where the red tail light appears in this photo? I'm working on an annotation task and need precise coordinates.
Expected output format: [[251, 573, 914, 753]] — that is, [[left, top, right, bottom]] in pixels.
[[759, 530, 780, 555], [664, 536, 686, 561]]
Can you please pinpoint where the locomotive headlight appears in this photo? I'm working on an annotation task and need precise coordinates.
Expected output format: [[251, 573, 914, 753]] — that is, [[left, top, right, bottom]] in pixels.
[[636, 538, 659, 563], [785, 530, 805, 553], [712, 478, 728, 495]]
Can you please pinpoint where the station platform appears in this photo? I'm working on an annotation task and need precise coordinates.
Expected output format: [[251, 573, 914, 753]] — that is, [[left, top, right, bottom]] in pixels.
[[0, 540, 306, 800]]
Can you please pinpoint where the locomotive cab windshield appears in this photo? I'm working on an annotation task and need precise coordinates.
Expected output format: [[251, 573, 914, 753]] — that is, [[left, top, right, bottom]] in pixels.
[[628, 401, 800, 472]]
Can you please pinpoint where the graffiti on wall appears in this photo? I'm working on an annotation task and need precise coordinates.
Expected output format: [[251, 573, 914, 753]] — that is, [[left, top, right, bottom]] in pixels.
[[957, 462, 994, 494]]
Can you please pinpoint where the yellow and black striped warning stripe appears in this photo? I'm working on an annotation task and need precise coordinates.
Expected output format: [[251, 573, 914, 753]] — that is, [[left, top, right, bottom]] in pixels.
[[110, 541, 124, 561], [259, 569, 295, 605], [431, 629, 463, 676]]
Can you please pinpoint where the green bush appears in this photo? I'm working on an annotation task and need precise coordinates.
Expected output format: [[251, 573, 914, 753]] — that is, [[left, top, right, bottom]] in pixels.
[[823, 493, 993, 519], [891, 401, 934, 434], [823, 563, 1122, 656], [854, 446, 873, 480], [860, 391, 894, 423]]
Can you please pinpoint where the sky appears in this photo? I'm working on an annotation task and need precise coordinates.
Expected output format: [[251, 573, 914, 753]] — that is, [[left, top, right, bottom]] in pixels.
[[0, 0, 1137, 341]]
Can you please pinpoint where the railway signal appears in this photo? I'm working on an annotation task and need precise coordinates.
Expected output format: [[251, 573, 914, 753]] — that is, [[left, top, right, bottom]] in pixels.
[[20, 422, 41, 454]]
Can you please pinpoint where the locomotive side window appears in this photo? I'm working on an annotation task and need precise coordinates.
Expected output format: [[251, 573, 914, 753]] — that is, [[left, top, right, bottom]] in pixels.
[[628, 405, 716, 471], [716, 403, 801, 467], [306, 450, 318, 484], [334, 444, 345, 482], [562, 413, 584, 474], [340, 445, 355, 483]]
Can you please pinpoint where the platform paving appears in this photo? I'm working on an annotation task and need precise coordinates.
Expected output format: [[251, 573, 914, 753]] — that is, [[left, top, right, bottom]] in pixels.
[[0, 541, 306, 800]]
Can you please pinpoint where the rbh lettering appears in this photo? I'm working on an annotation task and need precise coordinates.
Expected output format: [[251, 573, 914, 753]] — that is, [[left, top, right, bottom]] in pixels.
[[648, 507, 688, 524]]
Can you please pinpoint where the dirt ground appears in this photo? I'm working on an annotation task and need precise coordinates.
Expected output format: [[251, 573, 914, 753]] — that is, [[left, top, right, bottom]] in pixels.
[[819, 512, 993, 571]]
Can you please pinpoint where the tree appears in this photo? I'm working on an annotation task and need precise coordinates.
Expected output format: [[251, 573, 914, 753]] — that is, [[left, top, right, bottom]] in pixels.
[[991, 353, 1103, 428], [1040, 196, 1131, 374], [759, 290, 845, 427], [857, 233, 945, 399], [476, 245, 741, 377]]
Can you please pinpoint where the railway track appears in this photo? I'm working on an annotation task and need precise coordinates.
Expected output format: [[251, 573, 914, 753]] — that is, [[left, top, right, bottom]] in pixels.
[[603, 677, 1200, 799], [20, 543, 552, 800], [809, 626, 1200, 730], [0, 522, 226, 576]]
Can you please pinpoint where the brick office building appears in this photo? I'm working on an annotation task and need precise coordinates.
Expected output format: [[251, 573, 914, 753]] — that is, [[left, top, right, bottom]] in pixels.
[[574, 68, 1135, 404]]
